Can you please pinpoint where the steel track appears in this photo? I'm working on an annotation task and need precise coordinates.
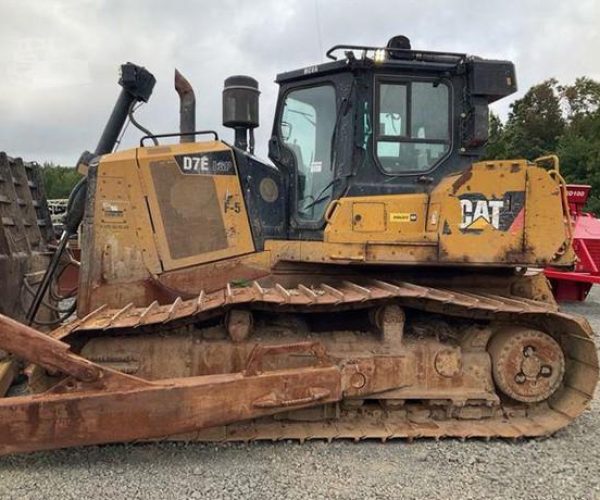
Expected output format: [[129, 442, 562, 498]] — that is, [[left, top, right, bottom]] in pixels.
[[52, 278, 599, 440]]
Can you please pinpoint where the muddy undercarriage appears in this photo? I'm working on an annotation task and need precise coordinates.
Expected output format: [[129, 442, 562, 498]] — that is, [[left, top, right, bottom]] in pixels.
[[2, 274, 592, 453]]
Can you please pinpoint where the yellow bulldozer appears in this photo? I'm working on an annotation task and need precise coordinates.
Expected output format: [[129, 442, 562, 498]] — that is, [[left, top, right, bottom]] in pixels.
[[0, 36, 597, 455]]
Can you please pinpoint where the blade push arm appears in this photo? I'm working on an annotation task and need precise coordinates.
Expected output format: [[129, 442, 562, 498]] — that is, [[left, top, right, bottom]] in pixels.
[[0, 314, 411, 455], [0, 316, 343, 454]]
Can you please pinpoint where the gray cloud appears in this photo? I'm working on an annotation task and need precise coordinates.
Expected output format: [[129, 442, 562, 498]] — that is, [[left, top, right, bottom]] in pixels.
[[0, 0, 598, 164]]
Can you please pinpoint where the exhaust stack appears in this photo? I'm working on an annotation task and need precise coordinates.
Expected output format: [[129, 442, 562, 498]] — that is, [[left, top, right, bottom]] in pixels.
[[174, 69, 196, 143]]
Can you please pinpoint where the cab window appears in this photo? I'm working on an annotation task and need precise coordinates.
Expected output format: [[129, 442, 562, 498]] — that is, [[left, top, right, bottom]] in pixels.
[[376, 81, 450, 173], [280, 85, 337, 221]]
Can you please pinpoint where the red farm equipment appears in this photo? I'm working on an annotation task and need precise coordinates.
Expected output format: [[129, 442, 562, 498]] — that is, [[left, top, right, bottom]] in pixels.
[[545, 185, 600, 301]]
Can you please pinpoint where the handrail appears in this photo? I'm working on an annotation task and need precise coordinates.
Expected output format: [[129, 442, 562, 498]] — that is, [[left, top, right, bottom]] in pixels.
[[326, 44, 466, 62], [140, 130, 219, 147], [548, 167, 574, 245], [534, 155, 560, 174]]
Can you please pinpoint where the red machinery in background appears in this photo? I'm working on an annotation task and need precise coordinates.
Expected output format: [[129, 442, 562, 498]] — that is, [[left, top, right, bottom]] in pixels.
[[545, 185, 600, 301]]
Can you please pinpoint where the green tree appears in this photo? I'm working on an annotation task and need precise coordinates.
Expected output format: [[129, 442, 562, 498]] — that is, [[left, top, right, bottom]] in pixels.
[[559, 77, 600, 118], [501, 79, 565, 160], [40, 163, 81, 199], [484, 111, 509, 159], [485, 76, 600, 215], [557, 78, 600, 214]]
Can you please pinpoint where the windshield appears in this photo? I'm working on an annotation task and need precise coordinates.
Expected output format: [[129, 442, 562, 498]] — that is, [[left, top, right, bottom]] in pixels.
[[280, 85, 337, 221]]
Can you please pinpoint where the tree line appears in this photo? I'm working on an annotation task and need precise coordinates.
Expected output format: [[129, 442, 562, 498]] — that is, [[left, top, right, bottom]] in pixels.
[[40, 163, 81, 199]]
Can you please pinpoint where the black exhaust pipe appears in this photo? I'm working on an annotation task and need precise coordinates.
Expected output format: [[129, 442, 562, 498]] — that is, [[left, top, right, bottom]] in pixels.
[[174, 69, 196, 143]]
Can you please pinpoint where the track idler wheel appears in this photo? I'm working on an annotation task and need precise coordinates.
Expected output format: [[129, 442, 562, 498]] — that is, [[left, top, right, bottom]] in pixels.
[[488, 327, 565, 403]]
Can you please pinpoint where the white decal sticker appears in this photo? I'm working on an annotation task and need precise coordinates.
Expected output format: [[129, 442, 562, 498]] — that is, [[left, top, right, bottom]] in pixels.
[[182, 155, 210, 173], [460, 199, 504, 230]]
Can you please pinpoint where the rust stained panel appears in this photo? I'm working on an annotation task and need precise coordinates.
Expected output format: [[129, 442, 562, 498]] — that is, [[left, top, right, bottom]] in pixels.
[[150, 160, 228, 260], [136, 141, 255, 273], [435, 161, 528, 264], [0, 277, 596, 452]]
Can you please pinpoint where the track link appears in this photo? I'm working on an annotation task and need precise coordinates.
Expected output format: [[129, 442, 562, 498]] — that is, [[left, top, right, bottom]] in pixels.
[[52, 278, 599, 440]]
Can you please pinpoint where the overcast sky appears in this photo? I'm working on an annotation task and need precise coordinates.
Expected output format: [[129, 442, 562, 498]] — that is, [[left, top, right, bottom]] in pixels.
[[0, 0, 598, 165]]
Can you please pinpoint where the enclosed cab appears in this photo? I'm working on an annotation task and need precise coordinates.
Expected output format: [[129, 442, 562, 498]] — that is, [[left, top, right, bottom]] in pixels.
[[255, 37, 517, 238]]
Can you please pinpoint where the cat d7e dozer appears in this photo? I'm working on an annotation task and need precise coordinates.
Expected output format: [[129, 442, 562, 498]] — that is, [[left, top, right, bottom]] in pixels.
[[0, 36, 597, 455]]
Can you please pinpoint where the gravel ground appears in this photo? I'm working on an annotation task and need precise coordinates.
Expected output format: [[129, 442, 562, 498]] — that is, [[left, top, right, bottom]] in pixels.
[[0, 288, 599, 500]]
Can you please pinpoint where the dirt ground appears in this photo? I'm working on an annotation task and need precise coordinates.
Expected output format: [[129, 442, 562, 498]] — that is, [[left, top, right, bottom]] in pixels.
[[0, 288, 598, 500]]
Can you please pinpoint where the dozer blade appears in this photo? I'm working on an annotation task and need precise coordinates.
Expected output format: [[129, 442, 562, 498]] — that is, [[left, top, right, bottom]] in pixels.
[[0, 314, 351, 455]]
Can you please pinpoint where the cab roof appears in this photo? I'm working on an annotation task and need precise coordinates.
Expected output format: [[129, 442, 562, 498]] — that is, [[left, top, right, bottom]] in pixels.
[[276, 44, 469, 84], [275, 42, 517, 103]]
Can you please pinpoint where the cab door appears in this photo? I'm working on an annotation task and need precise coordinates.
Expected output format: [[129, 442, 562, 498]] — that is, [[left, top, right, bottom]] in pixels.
[[278, 84, 338, 228]]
